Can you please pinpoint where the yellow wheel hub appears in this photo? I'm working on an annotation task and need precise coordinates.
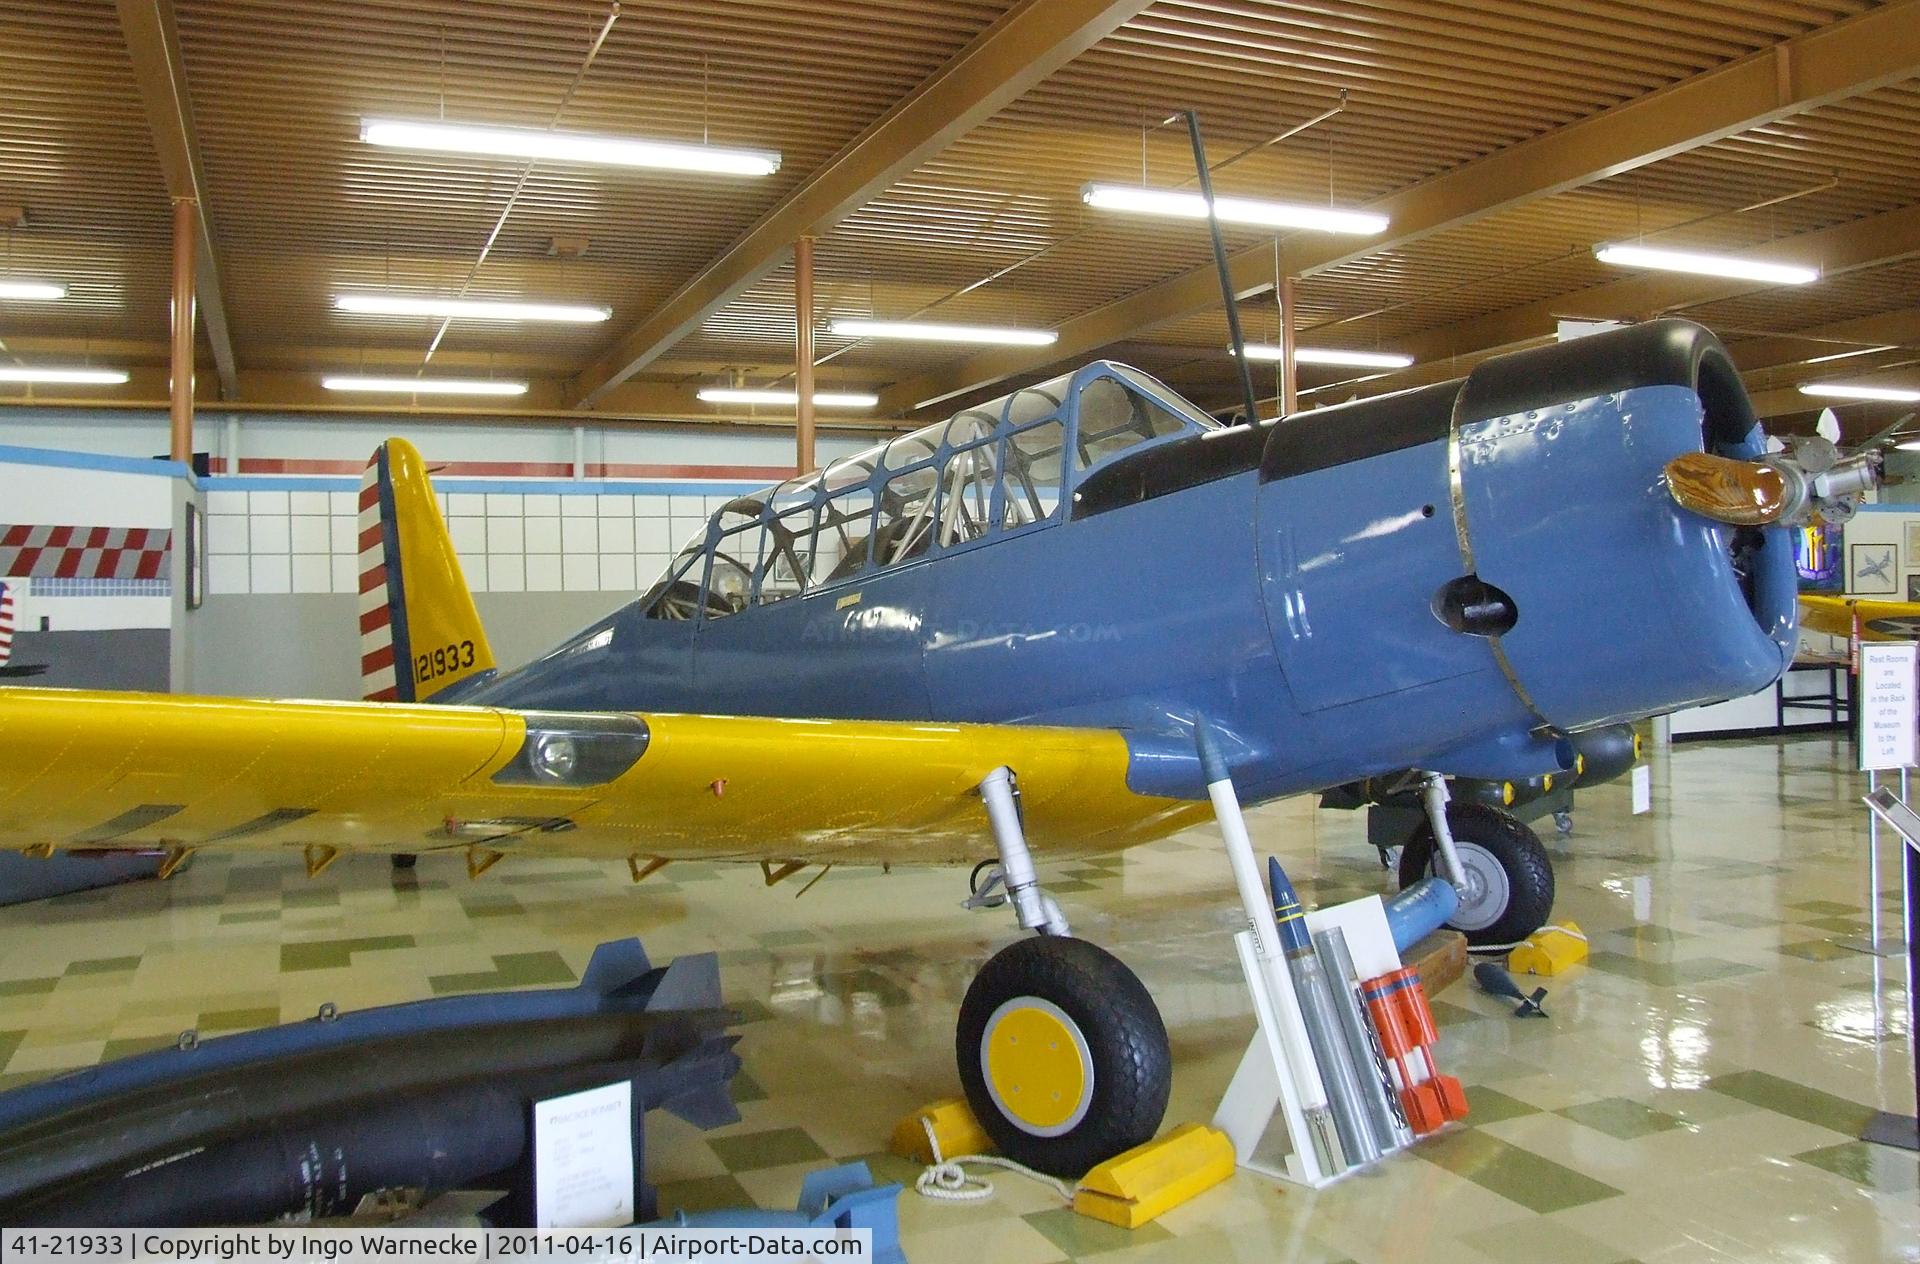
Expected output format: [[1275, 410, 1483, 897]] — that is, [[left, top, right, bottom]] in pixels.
[[982, 998, 1094, 1136]]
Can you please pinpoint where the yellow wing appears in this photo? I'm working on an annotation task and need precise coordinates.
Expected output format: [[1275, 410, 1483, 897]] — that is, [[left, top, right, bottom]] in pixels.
[[0, 688, 1208, 867], [1799, 594, 1920, 642]]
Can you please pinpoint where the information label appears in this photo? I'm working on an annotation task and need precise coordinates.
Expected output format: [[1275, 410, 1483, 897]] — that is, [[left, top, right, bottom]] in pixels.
[[533, 1080, 634, 1230], [1859, 643, 1919, 772], [1630, 763, 1652, 816]]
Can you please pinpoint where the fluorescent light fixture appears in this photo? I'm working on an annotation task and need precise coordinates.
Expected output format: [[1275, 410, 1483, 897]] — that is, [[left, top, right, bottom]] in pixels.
[[1082, 183, 1386, 236], [0, 280, 66, 301], [334, 293, 610, 323], [1593, 243, 1818, 285], [361, 117, 781, 177], [0, 367, 127, 385], [1798, 382, 1920, 403], [322, 375, 528, 396], [828, 318, 1057, 347], [1239, 343, 1413, 369], [697, 387, 879, 408]]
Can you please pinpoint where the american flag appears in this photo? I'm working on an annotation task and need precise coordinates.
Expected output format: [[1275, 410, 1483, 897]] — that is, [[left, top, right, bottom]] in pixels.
[[0, 580, 14, 667]]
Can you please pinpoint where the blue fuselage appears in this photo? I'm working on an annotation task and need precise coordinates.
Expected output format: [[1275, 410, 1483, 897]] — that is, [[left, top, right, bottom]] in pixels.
[[455, 322, 1796, 804]]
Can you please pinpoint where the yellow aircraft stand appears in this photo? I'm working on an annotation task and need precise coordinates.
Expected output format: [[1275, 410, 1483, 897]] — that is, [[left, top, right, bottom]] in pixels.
[[893, 1098, 1234, 1229], [890, 1098, 995, 1165], [1509, 922, 1589, 976], [1072, 1123, 1236, 1229]]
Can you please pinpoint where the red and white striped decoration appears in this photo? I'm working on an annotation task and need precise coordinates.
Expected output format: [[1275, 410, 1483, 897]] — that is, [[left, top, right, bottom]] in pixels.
[[0, 581, 14, 667], [0, 525, 170, 580], [358, 455, 400, 702]]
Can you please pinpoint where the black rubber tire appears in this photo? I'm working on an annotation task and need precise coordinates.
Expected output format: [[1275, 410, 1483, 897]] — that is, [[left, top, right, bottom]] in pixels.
[[956, 936, 1170, 1178], [390, 854, 418, 870], [1398, 803, 1554, 948]]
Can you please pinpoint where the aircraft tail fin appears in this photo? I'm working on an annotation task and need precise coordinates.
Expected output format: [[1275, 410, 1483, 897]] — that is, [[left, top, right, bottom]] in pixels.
[[358, 438, 495, 702]]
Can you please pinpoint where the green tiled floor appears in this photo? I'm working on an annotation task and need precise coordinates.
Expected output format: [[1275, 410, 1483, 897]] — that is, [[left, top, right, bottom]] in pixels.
[[2, 733, 1917, 1261]]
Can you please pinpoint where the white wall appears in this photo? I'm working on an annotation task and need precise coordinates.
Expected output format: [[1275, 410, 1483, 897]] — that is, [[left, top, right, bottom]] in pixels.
[[0, 432, 826, 698], [202, 482, 739, 598], [0, 453, 177, 632], [1841, 507, 1917, 600]]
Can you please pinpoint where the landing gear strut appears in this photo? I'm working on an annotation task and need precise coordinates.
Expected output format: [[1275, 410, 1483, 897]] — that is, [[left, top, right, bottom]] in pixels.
[[1402, 774, 1554, 947], [955, 767, 1171, 1177]]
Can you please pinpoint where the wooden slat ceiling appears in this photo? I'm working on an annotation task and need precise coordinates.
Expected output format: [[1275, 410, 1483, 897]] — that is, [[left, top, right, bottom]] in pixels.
[[0, 0, 1914, 435]]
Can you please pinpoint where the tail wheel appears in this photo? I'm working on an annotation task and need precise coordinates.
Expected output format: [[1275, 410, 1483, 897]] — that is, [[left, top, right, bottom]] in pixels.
[[956, 936, 1169, 1178], [1398, 803, 1553, 947]]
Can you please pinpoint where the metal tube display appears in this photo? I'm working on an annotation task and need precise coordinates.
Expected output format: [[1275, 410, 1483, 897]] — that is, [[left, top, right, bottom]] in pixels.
[[1269, 857, 1378, 1167], [1313, 926, 1405, 1152]]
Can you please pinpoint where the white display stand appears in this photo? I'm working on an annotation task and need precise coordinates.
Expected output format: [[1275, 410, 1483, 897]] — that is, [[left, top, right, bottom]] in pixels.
[[1211, 895, 1411, 1188]]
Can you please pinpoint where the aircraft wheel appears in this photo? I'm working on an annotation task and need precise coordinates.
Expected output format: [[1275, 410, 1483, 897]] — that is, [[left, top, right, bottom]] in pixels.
[[1399, 804, 1553, 948], [956, 936, 1169, 1178], [390, 853, 418, 870]]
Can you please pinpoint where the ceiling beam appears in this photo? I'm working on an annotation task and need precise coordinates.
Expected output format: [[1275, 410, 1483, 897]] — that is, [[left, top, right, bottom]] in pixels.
[[1728, 306, 1920, 372], [115, 0, 238, 399], [878, 0, 1920, 415], [1369, 200, 1920, 372], [1206, 206, 1920, 417], [1748, 367, 1920, 419], [569, 0, 1155, 408]]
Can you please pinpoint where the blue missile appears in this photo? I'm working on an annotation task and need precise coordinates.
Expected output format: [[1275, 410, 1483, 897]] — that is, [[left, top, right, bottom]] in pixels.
[[1267, 855, 1313, 957]]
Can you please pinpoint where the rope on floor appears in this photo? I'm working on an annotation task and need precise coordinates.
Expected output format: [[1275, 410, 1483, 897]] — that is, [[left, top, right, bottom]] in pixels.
[[913, 1116, 1074, 1205]]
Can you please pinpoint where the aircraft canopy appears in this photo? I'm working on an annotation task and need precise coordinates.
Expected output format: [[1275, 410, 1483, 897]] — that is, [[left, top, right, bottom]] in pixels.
[[643, 361, 1218, 620]]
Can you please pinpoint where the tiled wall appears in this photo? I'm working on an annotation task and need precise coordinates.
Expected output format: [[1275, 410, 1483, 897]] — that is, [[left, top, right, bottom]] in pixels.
[[204, 483, 740, 596]]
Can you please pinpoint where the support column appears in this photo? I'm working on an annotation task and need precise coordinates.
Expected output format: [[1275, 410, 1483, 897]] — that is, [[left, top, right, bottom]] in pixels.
[[1278, 275, 1299, 419], [169, 197, 198, 462], [794, 235, 816, 475]]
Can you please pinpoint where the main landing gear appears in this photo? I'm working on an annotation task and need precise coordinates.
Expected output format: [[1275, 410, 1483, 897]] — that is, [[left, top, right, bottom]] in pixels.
[[1398, 773, 1555, 948], [956, 768, 1171, 1177]]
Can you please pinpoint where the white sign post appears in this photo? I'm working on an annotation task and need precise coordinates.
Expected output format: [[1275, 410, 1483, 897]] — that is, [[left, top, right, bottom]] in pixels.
[[1857, 644, 1917, 957], [1859, 644, 1918, 772], [532, 1080, 635, 1228]]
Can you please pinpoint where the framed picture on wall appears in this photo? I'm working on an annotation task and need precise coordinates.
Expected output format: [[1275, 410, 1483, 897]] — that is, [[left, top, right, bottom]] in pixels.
[[1852, 542, 1898, 595], [1907, 574, 1920, 603], [1907, 522, 1920, 568]]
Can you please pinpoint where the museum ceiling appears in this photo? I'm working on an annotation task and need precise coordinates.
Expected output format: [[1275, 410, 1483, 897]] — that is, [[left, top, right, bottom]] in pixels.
[[0, 0, 1915, 435]]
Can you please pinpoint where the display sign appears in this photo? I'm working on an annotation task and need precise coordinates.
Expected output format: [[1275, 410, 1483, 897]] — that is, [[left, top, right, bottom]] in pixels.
[[1631, 763, 1652, 815], [533, 1079, 634, 1229], [1858, 643, 1919, 771]]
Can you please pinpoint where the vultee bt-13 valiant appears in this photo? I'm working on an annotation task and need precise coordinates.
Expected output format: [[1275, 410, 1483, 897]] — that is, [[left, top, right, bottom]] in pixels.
[[0, 318, 1878, 1175]]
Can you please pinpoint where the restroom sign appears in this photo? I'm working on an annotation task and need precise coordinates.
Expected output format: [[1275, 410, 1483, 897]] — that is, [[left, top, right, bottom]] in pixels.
[[1859, 643, 1918, 771]]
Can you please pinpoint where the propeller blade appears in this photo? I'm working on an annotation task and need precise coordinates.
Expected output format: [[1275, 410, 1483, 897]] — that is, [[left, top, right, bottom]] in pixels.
[[1816, 408, 1842, 443], [1664, 452, 1793, 526]]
